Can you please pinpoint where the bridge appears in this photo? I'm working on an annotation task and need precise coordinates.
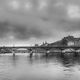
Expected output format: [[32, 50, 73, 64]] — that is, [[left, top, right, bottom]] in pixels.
[[0, 46, 80, 51], [1, 46, 80, 49], [0, 46, 80, 57]]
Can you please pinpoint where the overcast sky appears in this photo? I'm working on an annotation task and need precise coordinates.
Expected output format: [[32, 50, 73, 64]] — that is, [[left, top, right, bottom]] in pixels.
[[0, 0, 80, 46]]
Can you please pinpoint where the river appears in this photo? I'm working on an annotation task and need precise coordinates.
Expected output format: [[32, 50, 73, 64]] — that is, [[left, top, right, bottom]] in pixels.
[[0, 53, 80, 80]]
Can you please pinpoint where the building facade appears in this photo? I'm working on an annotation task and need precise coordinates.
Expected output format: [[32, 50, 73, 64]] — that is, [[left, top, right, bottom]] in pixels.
[[48, 35, 80, 47]]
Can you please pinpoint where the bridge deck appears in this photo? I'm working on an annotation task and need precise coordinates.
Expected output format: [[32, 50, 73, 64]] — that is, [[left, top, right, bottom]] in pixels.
[[1, 46, 80, 48]]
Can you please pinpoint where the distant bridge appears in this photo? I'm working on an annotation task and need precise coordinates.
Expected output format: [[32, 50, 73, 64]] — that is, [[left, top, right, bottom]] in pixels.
[[0, 46, 80, 57], [1, 46, 80, 50]]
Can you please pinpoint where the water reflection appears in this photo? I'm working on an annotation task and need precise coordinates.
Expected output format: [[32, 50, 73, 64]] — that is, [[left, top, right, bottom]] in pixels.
[[0, 53, 80, 80], [11, 56, 19, 67]]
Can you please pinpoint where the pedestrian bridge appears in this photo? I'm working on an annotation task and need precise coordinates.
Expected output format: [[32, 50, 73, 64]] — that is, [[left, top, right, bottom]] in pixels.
[[1, 46, 80, 52]]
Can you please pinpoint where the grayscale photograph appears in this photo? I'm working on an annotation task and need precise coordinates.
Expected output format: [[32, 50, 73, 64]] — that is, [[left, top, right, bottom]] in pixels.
[[0, 0, 80, 80]]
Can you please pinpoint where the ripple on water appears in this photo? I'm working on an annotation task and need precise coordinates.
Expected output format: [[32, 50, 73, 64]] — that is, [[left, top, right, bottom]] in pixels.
[[0, 55, 80, 80]]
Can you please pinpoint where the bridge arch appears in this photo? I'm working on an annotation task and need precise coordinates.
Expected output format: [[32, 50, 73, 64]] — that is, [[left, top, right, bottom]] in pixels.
[[49, 48, 61, 53], [15, 48, 28, 53], [76, 49, 80, 52], [61, 48, 76, 58], [48, 48, 61, 56], [62, 48, 75, 53], [76, 49, 80, 56], [34, 48, 46, 53]]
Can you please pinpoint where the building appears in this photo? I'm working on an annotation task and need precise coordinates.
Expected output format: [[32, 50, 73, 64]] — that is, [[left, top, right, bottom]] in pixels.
[[47, 35, 80, 47], [65, 36, 80, 46], [40, 41, 49, 46], [67, 41, 74, 46], [63, 36, 75, 46]]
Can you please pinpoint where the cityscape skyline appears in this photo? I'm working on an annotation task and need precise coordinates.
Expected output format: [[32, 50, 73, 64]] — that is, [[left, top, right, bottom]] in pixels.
[[0, 34, 80, 46]]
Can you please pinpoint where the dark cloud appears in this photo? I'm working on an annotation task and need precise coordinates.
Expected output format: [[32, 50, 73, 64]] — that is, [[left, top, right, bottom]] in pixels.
[[13, 25, 50, 40], [0, 0, 80, 42], [0, 21, 10, 37], [0, 21, 52, 40], [56, 18, 80, 32]]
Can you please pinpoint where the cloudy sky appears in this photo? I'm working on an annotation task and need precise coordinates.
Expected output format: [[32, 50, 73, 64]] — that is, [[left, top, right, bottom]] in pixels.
[[0, 0, 80, 46]]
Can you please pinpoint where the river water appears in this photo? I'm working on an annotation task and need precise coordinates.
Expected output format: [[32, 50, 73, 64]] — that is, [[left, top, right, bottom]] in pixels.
[[0, 53, 80, 80]]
